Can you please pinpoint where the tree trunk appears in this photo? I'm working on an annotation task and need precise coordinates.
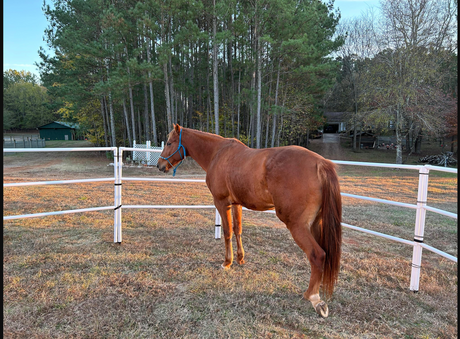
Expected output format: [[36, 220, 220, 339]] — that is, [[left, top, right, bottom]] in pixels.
[[256, 41, 262, 149], [271, 59, 281, 148], [395, 106, 403, 164], [265, 115, 269, 149], [277, 104, 285, 147], [103, 96, 110, 145], [206, 56, 211, 132], [122, 98, 132, 147], [107, 91, 116, 147], [104, 57, 116, 147], [137, 108, 142, 143], [143, 83, 150, 142], [358, 125, 362, 150], [145, 17, 158, 145], [163, 64, 172, 131], [415, 134, 422, 154], [212, 0, 219, 135], [129, 83, 136, 142], [237, 69, 241, 141], [161, 14, 172, 132], [100, 97, 108, 147], [168, 53, 175, 124], [255, 4, 262, 149], [228, 16, 235, 137], [148, 80, 157, 146], [352, 117, 357, 152]]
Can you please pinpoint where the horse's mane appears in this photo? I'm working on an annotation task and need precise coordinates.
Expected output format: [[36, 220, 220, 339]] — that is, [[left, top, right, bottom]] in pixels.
[[175, 127, 248, 148]]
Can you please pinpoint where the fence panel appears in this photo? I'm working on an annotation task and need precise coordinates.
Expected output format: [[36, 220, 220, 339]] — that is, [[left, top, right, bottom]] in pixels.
[[3, 147, 457, 292], [132, 140, 164, 166], [3, 147, 117, 222]]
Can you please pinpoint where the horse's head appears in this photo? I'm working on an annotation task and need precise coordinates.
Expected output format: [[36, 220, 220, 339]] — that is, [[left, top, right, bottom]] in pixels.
[[157, 124, 186, 175]]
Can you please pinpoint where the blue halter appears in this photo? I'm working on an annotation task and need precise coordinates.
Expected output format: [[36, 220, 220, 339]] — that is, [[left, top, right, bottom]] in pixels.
[[159, 128, 186, 177]]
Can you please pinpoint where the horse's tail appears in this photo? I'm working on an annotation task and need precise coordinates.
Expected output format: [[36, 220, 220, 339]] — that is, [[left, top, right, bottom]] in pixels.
[[313, 159, 342, 299]]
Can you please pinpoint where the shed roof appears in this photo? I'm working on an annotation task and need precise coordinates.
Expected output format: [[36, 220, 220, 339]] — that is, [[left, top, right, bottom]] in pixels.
[[38, 121, 80, 129]]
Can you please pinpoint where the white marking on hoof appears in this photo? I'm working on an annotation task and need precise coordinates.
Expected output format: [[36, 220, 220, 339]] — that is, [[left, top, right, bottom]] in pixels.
[[314, 301, 329, 318]]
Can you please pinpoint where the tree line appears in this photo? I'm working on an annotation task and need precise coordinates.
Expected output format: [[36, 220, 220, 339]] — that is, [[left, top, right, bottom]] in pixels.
[[35, 0, 343, 149], [3, 70, 56, 131], [3, 0, 457, 164]]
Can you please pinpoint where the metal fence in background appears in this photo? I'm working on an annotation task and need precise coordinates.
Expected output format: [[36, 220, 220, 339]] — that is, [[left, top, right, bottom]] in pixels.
[[3, 137, 46, 148]]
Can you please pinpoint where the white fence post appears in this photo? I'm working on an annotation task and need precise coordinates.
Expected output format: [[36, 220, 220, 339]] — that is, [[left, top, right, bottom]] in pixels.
[[146, 140, 151, 165], [215, 209, 221, 239], [113, 148, 122, 243], [410, 166, 430, 291], [117, 149, 123, 243]]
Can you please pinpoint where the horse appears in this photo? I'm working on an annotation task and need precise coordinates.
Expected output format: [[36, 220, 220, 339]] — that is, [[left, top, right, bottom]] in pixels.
[[157, 124, 342, 318]]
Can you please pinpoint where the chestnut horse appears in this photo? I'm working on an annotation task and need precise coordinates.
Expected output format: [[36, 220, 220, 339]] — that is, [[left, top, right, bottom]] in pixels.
[[157, 124, 342, 317]]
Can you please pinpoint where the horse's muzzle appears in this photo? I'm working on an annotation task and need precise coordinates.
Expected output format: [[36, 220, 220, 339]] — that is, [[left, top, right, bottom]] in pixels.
[[157, 163, 168, 173]]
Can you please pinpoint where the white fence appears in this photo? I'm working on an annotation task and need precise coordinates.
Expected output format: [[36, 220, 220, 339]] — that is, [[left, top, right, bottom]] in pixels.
[[3, 147, 458, 293], [132, 140, 164, 166]]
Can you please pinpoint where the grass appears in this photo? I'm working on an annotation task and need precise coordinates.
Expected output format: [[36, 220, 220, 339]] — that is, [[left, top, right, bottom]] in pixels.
[[3, 138, 457, 338]]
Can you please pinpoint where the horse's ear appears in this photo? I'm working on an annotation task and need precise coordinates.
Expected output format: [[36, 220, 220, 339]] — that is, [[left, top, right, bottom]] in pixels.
[[174, 124, 181, 134]]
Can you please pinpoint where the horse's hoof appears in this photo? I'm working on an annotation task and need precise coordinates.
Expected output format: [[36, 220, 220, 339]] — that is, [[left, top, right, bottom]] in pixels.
[[314, 301, 329, 318], [237, 259, 245, 265], [221, 264, 231, 270]]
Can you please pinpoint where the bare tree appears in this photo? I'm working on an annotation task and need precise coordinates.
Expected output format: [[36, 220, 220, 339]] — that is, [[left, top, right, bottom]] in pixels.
[[362, 0, 457, 163], [332, 12, 378, 151]]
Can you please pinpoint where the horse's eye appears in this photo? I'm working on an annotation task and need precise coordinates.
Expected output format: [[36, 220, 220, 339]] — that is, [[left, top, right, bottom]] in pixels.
[[167, 142, 171, 146]]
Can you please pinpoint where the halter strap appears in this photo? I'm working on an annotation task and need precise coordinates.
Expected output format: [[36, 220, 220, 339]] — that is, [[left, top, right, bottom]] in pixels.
[[159, 127, 186, 177]]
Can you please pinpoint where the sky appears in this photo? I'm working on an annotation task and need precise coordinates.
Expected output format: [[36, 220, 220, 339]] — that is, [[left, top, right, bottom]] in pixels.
[[3, 0, 380, 81]]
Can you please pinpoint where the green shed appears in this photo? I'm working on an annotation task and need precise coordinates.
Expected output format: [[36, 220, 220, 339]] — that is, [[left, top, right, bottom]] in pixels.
[[38, 121, 79, 140]]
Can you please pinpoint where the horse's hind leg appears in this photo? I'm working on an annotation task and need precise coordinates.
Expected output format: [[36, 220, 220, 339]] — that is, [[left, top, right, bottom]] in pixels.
[[288, 221, 328, 318], [232, 204, 245, 265]]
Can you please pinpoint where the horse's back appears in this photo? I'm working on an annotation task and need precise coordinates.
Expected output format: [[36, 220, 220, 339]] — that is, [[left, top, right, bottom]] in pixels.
[[207, 142, 328, 215]]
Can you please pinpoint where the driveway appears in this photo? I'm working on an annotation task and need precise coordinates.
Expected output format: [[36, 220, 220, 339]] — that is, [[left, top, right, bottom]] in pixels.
[[322, 133, 340, 143], [309, 133, 343, 160]]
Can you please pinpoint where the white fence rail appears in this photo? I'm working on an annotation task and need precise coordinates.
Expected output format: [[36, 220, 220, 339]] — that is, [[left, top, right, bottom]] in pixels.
[[3, 147, 457, 293], [3, 147, 118, 224]]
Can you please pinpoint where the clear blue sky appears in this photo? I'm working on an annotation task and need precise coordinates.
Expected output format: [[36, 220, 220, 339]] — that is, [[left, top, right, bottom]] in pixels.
[[3, 0, 380, 80], [3, 0, 54, 79]]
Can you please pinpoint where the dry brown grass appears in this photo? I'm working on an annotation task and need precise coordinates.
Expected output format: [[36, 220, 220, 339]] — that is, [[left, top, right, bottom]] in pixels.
[[3, 147, 457, 339]]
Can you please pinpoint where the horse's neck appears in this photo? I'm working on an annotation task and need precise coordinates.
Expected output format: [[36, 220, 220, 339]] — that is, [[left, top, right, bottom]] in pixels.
[[182, 128, 226, 172]]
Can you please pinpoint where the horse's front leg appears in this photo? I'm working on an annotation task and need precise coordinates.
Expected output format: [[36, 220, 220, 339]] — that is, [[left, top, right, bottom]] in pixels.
[[215, 201, 233, 269], [232, 204, 245, 265]]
